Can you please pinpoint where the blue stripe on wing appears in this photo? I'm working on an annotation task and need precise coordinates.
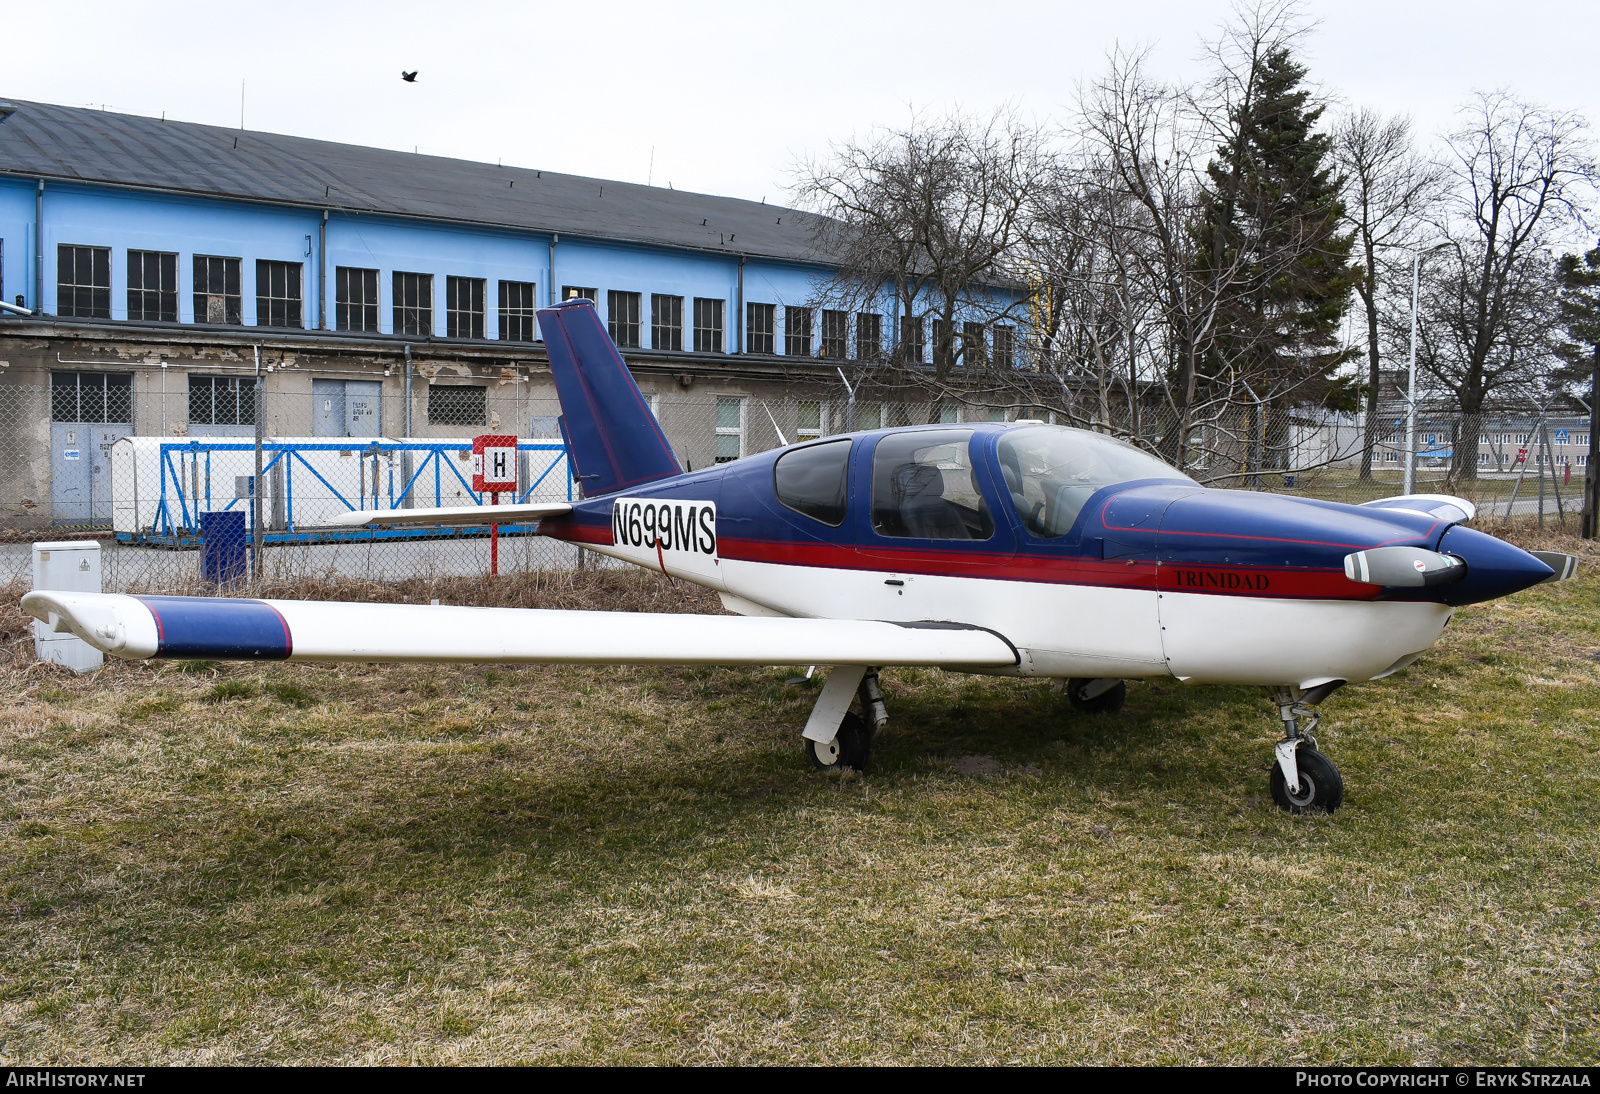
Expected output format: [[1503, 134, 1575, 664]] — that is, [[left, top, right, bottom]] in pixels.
[[134, 596, 292, 659]]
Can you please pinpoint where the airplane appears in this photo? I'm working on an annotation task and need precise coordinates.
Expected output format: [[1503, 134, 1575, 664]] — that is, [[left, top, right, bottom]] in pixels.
[[23, 298, 1577, 814]]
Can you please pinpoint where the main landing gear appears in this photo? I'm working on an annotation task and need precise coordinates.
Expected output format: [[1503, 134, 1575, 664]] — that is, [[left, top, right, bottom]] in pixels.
[[1067, 678, 1127, 714], [1268, 682, 1345, 814], [803, 666, 887, 772]]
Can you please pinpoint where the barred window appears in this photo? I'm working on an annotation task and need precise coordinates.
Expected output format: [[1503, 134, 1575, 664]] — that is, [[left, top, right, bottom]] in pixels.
[[498, 280, 536, 342], [446, 276, 485, 339], [428, 385, 486, 426], [901, 316, 925, 363], [336, 266, 380, 332], [57, 245, 111, 319], [393, 271, 433, 336], [962, 321, 986, 366], [715, 395, 744, 463], [993, 325, 1015, 369], [820, 310, 849, 359], [51, 371, 132, 423], [651, 294, 683, 351], [608, 290, 641, 348], [694, 298, 724, 353], [563, 286, 597, 301], [128, 250, 177, 322], [256, 260, 302, 328], [797, 399, 824, 440], [189, 375, 255, 426], [193, 255, 242, 325], [746, 303, 775, 354], [856, 313, 882, 360], [785, 306, 813, 356]]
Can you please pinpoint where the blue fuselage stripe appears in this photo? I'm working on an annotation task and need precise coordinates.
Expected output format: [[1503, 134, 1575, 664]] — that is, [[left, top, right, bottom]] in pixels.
[[134, 596, 293, 660]]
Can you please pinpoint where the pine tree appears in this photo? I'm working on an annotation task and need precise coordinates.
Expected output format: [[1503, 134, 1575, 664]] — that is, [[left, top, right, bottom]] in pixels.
[[1191, 47, 1357, 477]]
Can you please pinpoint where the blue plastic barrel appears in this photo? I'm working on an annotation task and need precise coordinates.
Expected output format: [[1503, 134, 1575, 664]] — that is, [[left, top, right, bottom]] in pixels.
[[200, 511, 248, 585]]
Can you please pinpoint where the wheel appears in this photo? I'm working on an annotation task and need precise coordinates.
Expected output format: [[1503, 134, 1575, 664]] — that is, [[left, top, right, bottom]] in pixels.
[[805, 711, 872, 771], [1068, 678, 1126, 714], [1269, 745, 1344, 814]]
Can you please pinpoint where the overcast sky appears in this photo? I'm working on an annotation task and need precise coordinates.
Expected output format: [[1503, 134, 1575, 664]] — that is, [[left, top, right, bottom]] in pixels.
[[6, 0, 1597, 206]]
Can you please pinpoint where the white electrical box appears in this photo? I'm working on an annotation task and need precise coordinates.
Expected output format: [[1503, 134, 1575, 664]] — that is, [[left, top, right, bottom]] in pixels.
[[32, 540, 104, 673]]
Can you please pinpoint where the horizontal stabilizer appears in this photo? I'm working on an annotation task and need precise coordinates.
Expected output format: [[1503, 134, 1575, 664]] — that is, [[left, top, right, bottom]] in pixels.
[[1360, 493, 1476, 523], [328, 502, 572, 528], [20, 591, 1020, 669]]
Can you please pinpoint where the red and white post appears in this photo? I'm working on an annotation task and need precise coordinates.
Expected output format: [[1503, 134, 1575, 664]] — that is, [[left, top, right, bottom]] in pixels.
[[472, 435, 519, 579]]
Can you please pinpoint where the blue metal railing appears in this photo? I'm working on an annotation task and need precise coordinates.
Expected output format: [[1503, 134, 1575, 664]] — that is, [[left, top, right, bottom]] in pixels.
[[127, 439, 569, 547]]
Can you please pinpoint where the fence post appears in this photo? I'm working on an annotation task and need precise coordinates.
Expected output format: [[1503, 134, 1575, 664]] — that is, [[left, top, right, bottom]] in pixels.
[[252, 345, 264, 582]]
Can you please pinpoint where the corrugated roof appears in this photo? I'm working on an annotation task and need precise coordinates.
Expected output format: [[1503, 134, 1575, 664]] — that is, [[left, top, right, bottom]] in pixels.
[[0, 98, 835, 264]]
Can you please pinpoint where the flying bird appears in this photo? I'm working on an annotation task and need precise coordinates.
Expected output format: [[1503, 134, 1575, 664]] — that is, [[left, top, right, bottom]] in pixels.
[[401, 71, 418, 82]]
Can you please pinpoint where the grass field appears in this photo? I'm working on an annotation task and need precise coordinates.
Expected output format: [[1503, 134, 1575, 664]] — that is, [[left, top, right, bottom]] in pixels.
[[1, 528, 1597, 1065]]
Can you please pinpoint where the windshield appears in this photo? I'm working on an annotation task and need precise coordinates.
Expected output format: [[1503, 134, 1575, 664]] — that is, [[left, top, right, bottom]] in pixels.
[[996, 426, 1193, 538]]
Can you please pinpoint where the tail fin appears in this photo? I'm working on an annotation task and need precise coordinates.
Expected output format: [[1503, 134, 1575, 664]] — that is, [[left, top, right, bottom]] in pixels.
[[538, 298, 681, 497]]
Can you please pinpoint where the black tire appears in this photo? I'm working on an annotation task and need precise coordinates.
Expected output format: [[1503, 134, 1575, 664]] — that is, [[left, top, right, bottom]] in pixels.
[[1068, 678, 1127, 714], [805, 711, 872, 772], [1269, 745, 1344, 814]]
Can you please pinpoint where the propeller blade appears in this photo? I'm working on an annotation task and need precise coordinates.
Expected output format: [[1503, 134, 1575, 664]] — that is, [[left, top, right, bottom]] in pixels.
[[1344, 546, 1467, 587], [1529, 551, 1579, 583]]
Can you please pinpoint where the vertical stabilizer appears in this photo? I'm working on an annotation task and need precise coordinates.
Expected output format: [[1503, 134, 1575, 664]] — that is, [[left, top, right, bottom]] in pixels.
[[538, 299, 681, 497]]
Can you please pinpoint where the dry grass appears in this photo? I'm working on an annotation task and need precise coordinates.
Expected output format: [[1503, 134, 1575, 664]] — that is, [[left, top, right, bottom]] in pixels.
[[0, 533, 1596, 1064]]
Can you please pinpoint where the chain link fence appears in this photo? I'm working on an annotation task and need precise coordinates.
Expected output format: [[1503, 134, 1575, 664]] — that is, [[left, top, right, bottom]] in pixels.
[[0, 383, 1588, 597]]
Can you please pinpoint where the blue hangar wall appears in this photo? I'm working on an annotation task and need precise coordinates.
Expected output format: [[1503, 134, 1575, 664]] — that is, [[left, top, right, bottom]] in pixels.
[[0, 177, 904, 355]]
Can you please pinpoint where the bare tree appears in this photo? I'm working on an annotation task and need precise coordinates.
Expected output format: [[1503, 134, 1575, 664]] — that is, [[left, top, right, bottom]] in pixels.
[[793, 108, 1048, 415], [1419, 92, 1596, 484]]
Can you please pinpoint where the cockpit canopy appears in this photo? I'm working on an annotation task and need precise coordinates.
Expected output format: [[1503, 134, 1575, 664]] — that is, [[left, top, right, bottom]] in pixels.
[[997, 425, 1194, 538]]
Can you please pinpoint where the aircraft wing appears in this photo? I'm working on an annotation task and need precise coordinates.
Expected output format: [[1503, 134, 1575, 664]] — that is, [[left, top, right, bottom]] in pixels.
[[328, 502, 573, 528], [20, 591, 1019, 668]]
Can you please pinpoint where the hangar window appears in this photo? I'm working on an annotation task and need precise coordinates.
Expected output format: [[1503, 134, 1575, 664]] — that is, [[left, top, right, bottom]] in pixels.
[[336, 266, 380, 332], [52, 371, 132, 424], [714, 396, 744, 462], [563, 286, 597, 301], [900, 316, 925, 364], [746, 303, 775, 354], [694, 298, 724, 353], [871, 429, 992, 540], [797, 400, 825, 440], [393, 271, 433, 336], [447, 276, 485, 339], [608, 290, 641, 348], [821, 310, 849, 359], [785, 306, 813, 356], [193, 255, 241, 325], [774, 439, 850, 527], [189, 375, 255, 427], [128, 250, 178, 323], [256, 260, 302, 328], [993, 325, 1015, 369], [652, 294, 683, 350], [856, 313, 881, 360], [962, 321, 987, 366], [57, 245, 111, 320], [428, 385, 486, 427], [498, 280, 536, 342], [997, 425, 1192, 539]]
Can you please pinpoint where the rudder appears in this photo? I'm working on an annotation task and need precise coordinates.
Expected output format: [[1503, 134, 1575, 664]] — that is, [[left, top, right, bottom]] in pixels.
[[538, 298, 681, 497]]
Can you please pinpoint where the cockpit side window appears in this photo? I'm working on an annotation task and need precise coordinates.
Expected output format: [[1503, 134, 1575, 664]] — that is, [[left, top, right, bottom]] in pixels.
[[997, 425, 1194, 538], [773, 438, 851, 526], [870, 429, 994, 540]]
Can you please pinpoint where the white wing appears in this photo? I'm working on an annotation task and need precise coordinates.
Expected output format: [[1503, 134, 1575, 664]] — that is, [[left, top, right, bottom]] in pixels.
[[327, 502, 572, 528], [20, 591, 1018, 669]]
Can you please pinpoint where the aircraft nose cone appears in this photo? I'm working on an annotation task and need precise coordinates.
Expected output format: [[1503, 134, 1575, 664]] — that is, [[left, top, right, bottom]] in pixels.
[[1436, 524, 1554, 606]]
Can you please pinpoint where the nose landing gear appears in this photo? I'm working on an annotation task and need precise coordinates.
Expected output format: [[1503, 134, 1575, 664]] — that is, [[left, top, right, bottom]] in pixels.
[[1268, 682, 1345, 814]]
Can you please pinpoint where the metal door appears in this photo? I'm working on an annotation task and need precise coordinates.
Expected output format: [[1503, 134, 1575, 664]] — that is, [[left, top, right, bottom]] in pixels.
[[312, 379, 345, 437], [345, 381, 381, 437], [50, 423, 90, 523]]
